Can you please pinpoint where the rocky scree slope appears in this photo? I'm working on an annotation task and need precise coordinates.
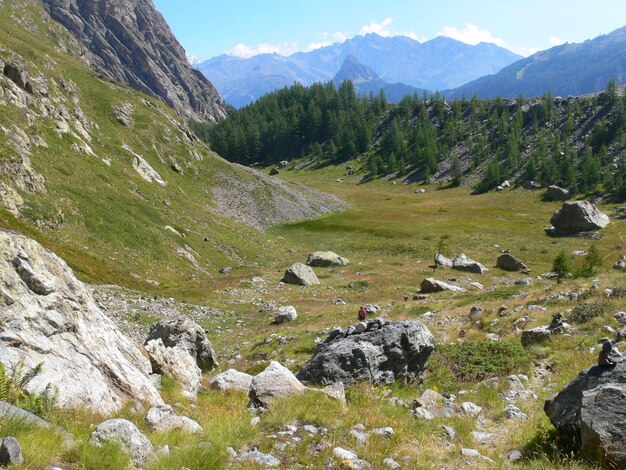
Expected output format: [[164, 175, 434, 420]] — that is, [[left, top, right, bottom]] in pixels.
[[39, 0, 227, 123], [0, 0, 345, 287]]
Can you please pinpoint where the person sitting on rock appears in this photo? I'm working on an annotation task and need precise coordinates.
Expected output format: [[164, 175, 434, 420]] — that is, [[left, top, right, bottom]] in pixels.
[[598, 340, 622, 366], [358, 306, 366, 321]]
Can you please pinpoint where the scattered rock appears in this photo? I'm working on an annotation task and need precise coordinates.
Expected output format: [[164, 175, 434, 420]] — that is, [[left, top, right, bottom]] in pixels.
[[297, 319, 435, 386], [0, 230, 162, 414], [521, 321, 572, 347], [209, 369, 253, 392], [434, 253, 453, 268], [282, 263, 320, 286], [0, 437, 24, 466], [237, 449, 279, 467], [273, 306, 297, 324], [219, 267, 232, 274], [321, 381, 347, 404], [461, 402, 482, 417], [544, 359, 626, 468], [306, 251, 349, 267], [145, 404, 202, 433], [451, 253, 488, 274], [146, 316, 217, 372], [383, 457, 401, 468], [546, 185, 570, 201], [144, 338, 202, 398], [269, 167, 280, 176], [496, 253, 529, 272], [507, 450, 523, 462], [248, 361, 306, 408], [420, 278, 467, 293], [113, 103, 133, 127], [89, 419, 153, 467], [442, 425, 456, 440], [461, 448, 493, 463], [550, 201, 610, 233], [504, 404, 529, 420]]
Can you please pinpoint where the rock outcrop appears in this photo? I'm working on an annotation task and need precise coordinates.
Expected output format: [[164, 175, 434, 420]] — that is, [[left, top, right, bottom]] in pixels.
[[0, 230, 162, 414], [281, 263, 320, 286], [550, 201, 610, 233], [40, 0, 227, 123], [544, 359, 626, 467], [306, 251, 349, 267], [297, 319, 435, 386]]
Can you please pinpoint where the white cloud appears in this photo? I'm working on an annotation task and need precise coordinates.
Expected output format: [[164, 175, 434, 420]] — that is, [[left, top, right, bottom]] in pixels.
[[226, 42, 299, 59], [186, 53, 203, 65], [438, 23, 508, 48], [360, 18, 394, 36], [548, 35, 566, 46]]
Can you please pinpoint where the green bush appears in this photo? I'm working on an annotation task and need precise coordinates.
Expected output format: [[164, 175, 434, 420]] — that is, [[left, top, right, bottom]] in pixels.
[[569, 302, 610, 324], [0, 361, 57, 418], [432, 340, 533, 383]]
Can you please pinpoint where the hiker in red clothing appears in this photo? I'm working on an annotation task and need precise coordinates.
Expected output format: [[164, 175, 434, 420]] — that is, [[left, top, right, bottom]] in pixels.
[[358, 306, 367, 321]]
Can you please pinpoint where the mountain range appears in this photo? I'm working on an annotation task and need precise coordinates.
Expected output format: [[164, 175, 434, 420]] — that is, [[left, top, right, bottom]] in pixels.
[[197, 34, 522, 108], [447, 25, 626, 99]]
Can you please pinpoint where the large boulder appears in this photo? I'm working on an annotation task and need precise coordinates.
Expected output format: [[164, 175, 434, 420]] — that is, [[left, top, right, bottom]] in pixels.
[[306, 251, 349, 267], [546, 185, 571, 201], [496, 253, 529, 272], [145, 316, 217, 372], [550, 201, 610, 233], [296, 319, 435, 386], [544, 359, 626, 467], [0, 230, 162, 415], [88, 419, 153, 467], [281, 263, 320, 286], [451, 254, 488, 274], [209, 369, 253, 393], [144, 338, 201, 398], [420, 278, 467, 293], [248, 361, 306, 408]]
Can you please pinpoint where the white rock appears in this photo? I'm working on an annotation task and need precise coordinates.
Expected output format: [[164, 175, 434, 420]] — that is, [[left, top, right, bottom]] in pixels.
[[248, 361, 306, 408], [461, 402, 483, 417], [89, 419, 153, 467], [145, 404, 202, 433], [209, 369, 253, 392]]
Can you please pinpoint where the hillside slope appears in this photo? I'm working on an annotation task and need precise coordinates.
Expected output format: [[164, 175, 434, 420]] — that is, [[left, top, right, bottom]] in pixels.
[[0, 0, 345, 291], [39, 0, 228, 122], [448, 26, 626, 99]]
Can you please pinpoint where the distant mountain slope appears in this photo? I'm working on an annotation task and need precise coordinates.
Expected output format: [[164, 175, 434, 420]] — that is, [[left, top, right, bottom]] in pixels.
[[40, 0, 227, 122], [332, 54, 425, 102], [448, 26, 626, 99], [197, 33, 520, 107]]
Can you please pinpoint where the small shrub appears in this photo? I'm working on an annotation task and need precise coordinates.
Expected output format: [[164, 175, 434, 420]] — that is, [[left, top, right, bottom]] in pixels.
[[578, 243, 602, 277], [0, 361, 57, 418], [431, 340, 533, 383], [569, 302, 610, 324], [552, 250, 571, 283]]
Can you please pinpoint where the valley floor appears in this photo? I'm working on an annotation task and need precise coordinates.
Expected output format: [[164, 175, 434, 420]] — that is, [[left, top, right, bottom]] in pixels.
[[5, 166, 625, 469]]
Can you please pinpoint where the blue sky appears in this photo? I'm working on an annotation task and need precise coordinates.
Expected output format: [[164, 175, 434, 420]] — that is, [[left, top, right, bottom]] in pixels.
[[153, 0, 626, 62]]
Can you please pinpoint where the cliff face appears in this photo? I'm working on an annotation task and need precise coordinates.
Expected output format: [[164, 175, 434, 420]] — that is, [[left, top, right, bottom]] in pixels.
[[40, 0, 227, 123]]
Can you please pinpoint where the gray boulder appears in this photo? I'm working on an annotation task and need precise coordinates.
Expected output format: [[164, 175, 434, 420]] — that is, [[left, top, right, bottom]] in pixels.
[[144, 338, 201, 398], [145, 316, 218, 372], [451, 254, 488, 274], [0, 437, 24, 466], [273, 306, 297, 324], [546, 185, 571, 201], [521, 322, 572, 347], [0, 230, 162, 415], [145, 404, 202, 433], [248, 361, 306, 408], [550, 201, 610, 233], [496, 253, 529, 272], [306, 251, 349, 267], [545, 359, 626, 467], [89, 419, 153, 467], [434, 253, 453, 268], [420, 278, 467, 293], [282, 263, 320, 286], [297, 319, 435, 386], [209, 369, 253, 392]]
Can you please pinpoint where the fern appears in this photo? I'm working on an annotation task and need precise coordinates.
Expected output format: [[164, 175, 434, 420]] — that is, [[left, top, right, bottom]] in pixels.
[[0, 360, 58, 418]]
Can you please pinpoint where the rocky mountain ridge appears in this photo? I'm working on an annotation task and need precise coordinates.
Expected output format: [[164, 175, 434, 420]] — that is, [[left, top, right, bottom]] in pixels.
[[39, 0, 227, 123]]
